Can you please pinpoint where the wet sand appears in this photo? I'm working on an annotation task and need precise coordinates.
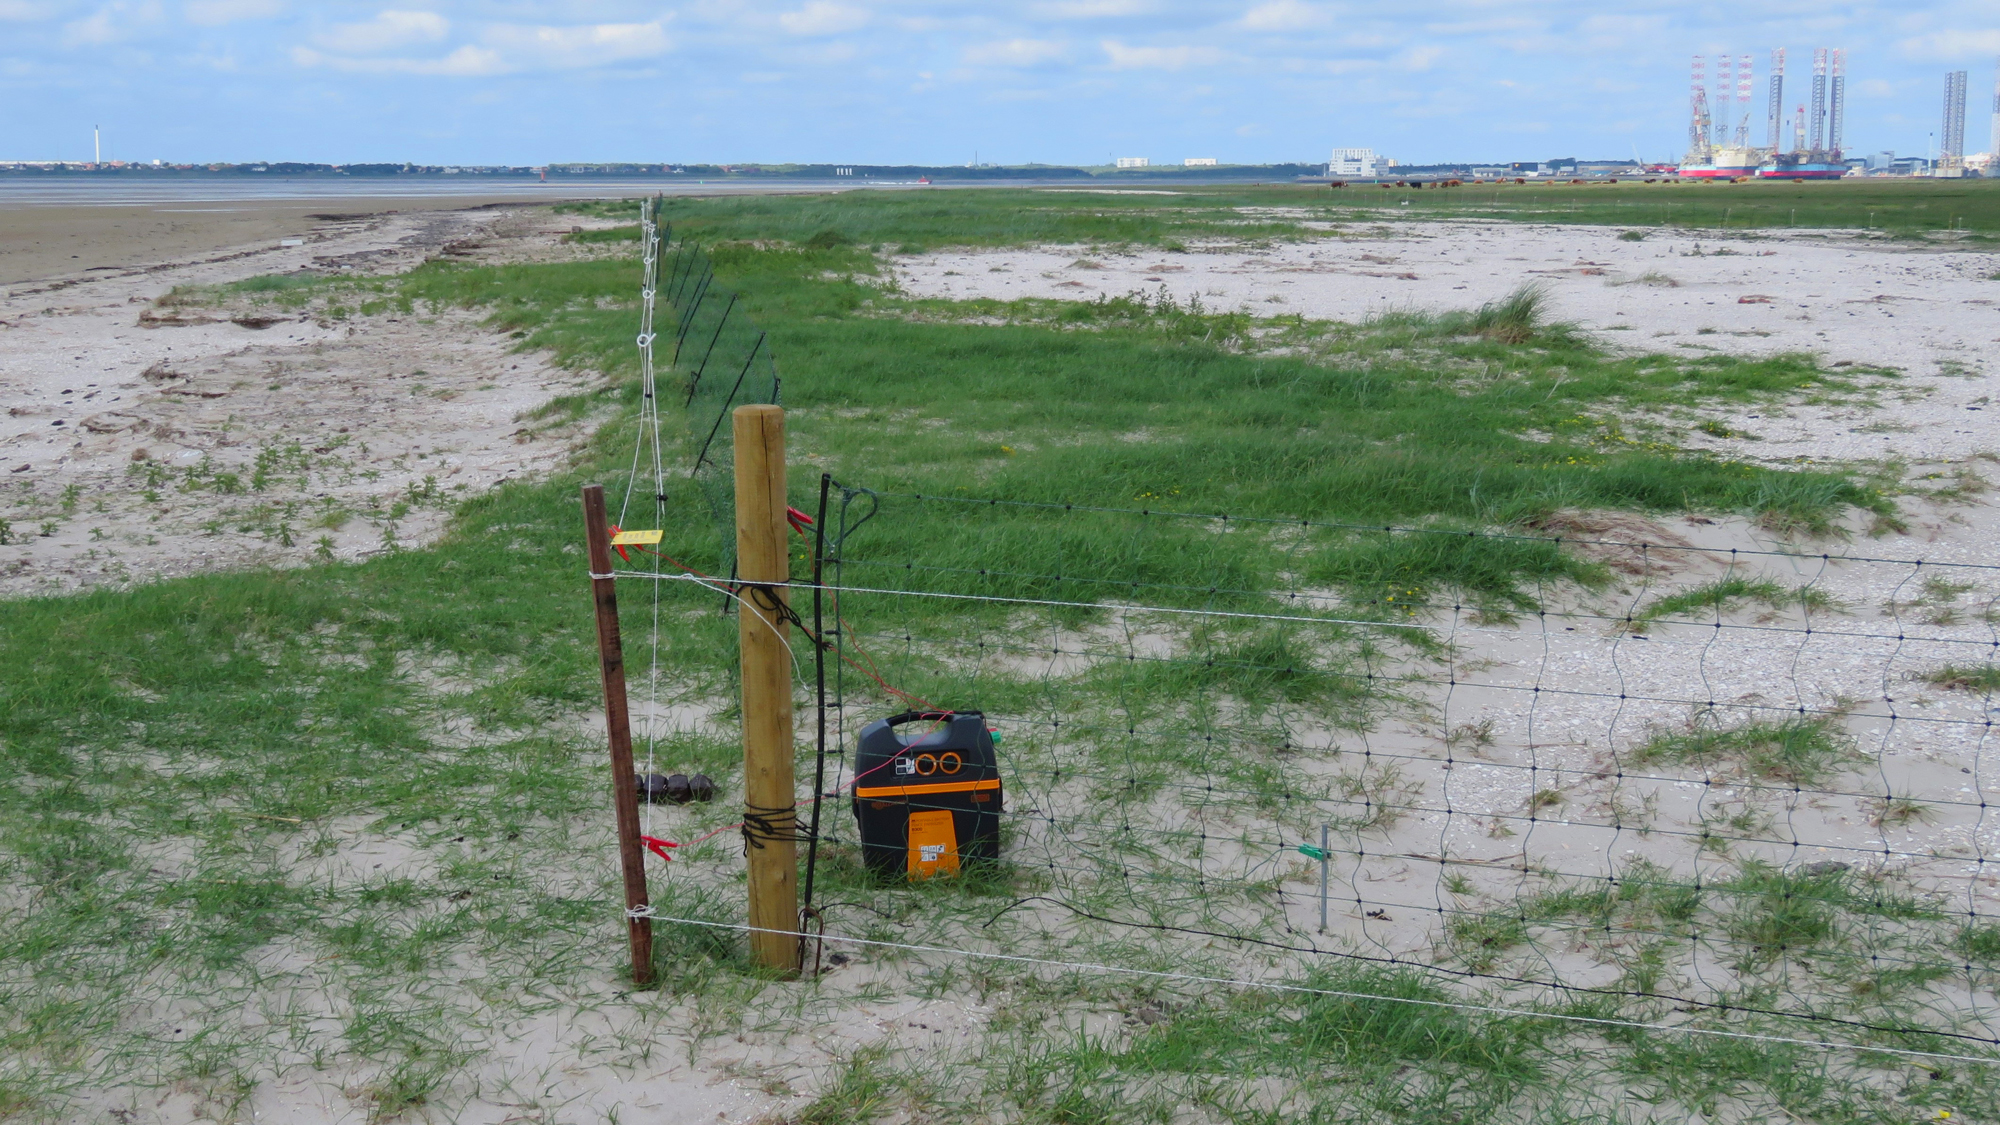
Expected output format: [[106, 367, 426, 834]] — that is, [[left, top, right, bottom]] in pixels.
[[0, 188, 646, 286], [0, 177, 862, 286]]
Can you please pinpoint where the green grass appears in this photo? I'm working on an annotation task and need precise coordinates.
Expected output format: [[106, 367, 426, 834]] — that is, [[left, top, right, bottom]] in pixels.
[[0, 186, 1985, 1121], [557, 178, 2000, 249], [1922, 664, 2000, 693], [1311, 177, 2000, 238], [1629, 714, 1860, 785], [1629, 575, 1839, 630]]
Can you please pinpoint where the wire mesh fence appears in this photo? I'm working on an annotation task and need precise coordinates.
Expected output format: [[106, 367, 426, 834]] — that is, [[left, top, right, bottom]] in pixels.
[[769, 481, 2000, 1060], [610, 196, 1999, 1066]]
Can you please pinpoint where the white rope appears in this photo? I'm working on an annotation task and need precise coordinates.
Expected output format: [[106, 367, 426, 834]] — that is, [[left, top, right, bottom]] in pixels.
[[677, 573, 802, 675], [643, 914, 2000, 1067], [620, 197, 669, 836]]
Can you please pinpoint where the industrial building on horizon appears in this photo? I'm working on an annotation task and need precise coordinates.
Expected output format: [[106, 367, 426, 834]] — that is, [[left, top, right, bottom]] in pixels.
[[1682, 48, 1848, 179], [1329, 148, 1382, 177]]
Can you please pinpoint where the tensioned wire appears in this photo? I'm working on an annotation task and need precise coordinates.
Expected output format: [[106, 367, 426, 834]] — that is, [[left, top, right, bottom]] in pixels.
[[620, 567, 1999, 1043], [839, 629, 1999, 811], [618, 198, 670, 839], [601, 571, 2000, 735], [866, 489, 2000, 574], [834, 556, 2000, 651], [641, 915, 2000, 1068], [601, 458, 1995, 1062]]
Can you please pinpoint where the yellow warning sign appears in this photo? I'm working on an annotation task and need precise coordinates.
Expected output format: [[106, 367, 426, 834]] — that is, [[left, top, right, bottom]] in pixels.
[[905, 809, 960, 878], [609, 529, 664, 546]]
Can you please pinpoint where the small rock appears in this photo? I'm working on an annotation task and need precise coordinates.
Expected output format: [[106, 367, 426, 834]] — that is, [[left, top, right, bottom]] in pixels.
[[1801, 861, 1851, 877], [635, 773, 672, 804], [664, 773, 692, 803]]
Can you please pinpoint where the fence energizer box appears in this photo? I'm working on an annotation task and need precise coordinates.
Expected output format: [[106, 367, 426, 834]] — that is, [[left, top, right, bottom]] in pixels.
[[852, 711, 1002, 878]]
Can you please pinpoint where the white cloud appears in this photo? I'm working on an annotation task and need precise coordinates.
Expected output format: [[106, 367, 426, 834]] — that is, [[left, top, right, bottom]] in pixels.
[[1896, 28, 2000, 60], [1399, 45, 1442, 71], [295, 19, 670, 77], [778, 2, 866, 36], [313, 9, 448, 54], [962, 37, 1067, 67], [293, 42, 499, 75], [483, 21, 672, 68], [1239, 1, 1329, 32], [1101, 39, 1227, 69], [1423, 18, 1541, 36], [1030, 0, 1149, 18], [63, 1, 161, 45], [0, 1, 54, 20], [184, 0, 281, 26]]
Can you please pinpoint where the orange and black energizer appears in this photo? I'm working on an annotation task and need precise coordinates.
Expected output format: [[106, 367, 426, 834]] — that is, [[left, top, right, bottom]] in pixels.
[[851, 711, 1003, 879]]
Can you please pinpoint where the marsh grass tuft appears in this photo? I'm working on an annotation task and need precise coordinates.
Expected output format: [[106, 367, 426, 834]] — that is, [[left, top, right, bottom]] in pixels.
[[1630, 576, 1838, 630], [1922, 664, 2000, 693], [1369, 283, 1573, 346], [1632, 714, 1859, 785], [1608, 270, 1681, 288]]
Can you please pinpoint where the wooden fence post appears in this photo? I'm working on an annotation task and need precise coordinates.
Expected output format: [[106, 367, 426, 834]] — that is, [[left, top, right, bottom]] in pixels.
[[732, 405, 800, 974], [582, 483, 654, 986]]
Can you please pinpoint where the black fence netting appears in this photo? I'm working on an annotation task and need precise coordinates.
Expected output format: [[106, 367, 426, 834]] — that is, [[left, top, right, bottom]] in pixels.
[[623, 196, 780, 579]]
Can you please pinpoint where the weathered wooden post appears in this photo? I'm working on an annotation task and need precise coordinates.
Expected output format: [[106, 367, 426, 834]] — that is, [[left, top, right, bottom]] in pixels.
[[732, 404, 800, 974], [582, 483, 654, 985]]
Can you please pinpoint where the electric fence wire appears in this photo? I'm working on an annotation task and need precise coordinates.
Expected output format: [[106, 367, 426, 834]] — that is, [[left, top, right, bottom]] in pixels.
[[618, 199, 672, 841], [604, 476, 2000, 1056], [645, 915, 2000, 1068], [599, 419, 2000, 1062]]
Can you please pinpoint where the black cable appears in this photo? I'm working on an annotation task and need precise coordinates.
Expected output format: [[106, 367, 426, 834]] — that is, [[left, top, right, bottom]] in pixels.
[[741, 802, 812, 849], [803, 472, 834, 911]]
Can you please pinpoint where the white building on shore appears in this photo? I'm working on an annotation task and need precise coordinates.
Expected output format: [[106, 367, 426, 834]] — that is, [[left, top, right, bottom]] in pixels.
[[1329, 147, 1379, 176]]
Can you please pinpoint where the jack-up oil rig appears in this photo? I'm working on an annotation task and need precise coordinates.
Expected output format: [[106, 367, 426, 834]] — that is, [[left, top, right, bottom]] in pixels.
[[1681, 48, 1847, 179]]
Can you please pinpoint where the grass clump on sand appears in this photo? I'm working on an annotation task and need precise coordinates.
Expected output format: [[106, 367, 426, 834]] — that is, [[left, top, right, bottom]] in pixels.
[[1628, 575, 1838, 630], [1630, 714, 1859, 785], [1371, 282, 1570, 345], [1922, 664, 2000, 693]]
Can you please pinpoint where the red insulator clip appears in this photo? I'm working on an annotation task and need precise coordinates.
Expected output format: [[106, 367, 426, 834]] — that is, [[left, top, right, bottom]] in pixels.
[[607, 524, 632, 563], [640, 835, 680, 862], [786, 507, 814, 536]]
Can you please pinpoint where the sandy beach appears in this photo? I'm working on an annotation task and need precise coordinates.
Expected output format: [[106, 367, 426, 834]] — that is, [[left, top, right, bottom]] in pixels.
[[8, 191, 2000, 1123], [0, 194, 649, 595]]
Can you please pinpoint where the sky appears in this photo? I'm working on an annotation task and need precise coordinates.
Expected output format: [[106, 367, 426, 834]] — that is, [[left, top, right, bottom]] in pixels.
[[2, 1, 1998, 166]]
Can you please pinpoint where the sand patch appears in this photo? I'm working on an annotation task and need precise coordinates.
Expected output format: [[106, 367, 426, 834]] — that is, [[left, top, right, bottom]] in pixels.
[[890, 221, 2000, 470], [0, 205, 628, 595]]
